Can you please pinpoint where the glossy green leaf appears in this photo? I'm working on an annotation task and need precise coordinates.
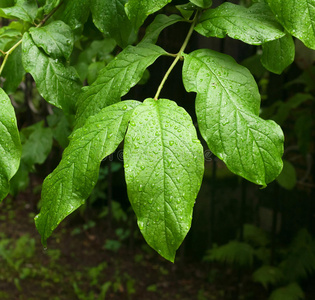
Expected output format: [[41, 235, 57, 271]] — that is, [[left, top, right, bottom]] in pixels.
[[53, 0, 90, 32], [195, 2, 285, 45], [22, 33, 82, 114], [141, 14, 184, 44], [2, 43, 25, 95], [125, 0, 172, 30], [35, 100, 140, 245], [91, 0, 135, 48], [0, 0, 37, 22], [0, 88, 22, 201], [176, 3, 195, 20], [75, 43, 166, 129], [124, 98, 204, 262], [29, 21, 74, 60], [267, 0, 315, 49], [189, 0, 212, 8], [183, 49, 284, 186], [261, 34, 295, 74]]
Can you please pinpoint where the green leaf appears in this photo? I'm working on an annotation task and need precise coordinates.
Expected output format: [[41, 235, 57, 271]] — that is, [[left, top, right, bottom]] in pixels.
[[22, 33, 82, 114], [269, 283, 304, 300], [267, 0, 315, 49], [125, 0, 172, 30], [182, 49, 284, 186], [87, 61, 106, 85], [141, 14, 184, 44], [261, 34, 295, 74], [253, 265, 284, 289], [29, 21, 74, 60], [91, 0, 135, 48], [75, 43, 166, 129], [195, 2, 285, 45], [276, 160, 296, 190], [0, 0, 37, 22], [2, 43, 25, 95], [53, 0, 90, 32], [124, 98, 204, 262], [20, 122, 53, 167], [189, 0, 212, 9], [41, 0, 61, 14], [0, 88, 22, 201], [35, 100, 140, 245], [176, 3, 195, 20]]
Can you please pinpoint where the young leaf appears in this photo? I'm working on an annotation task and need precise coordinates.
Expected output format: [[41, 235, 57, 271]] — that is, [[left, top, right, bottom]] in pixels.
[[35, 100, 140, 245], [267, 0, 315, 49], [2, 43, 25, 95], [141, 14, 184, 44], [91, 0, 135, 48], [125, 0, 172, 30], [29, 21, 74, 60], [75, 43, 166, 129], [182, 49, 284, 186], [195, 2, 285, 45], [0, 88, 22, 201], [261, 34, 295, 74], [124, 98, 204, 262], [22, 33, 82, 114], [0, 0, 37, 22]]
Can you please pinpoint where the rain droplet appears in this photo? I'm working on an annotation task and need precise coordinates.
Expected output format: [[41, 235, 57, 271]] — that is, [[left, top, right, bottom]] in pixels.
[[169, 140, 174, 146], [123, 105, 128, 110], [138, 184, 143, 192]]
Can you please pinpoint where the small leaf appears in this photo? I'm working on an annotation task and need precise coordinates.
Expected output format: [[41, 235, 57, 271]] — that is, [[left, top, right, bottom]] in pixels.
[[276, 160, 296, 190], [0, 0, 37, 22], [124, 98, 204, 262], [253, 265, 284, 289], [269, 283, 304, 300], [0, 88, 22, 201], [189, 0, 212, 9], [2, 43, 25, 95], [22, 33, 82, 114], [261, 34, 295, 74], [183, 49, 284, 185], [35, 100, 140, 245], [195, 2, 285, 45], [91, 0, 136, 48], [141, 14, 184, 44], [75, 43, 166, 128], [267, 0, 315, 49], [125, 0, 172, 30], [29, 21, 74, 60]]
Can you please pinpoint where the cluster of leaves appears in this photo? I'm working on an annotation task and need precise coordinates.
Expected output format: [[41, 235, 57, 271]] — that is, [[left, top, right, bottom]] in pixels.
[[1, 0, 315, 262], [205, 225, 315, 300]]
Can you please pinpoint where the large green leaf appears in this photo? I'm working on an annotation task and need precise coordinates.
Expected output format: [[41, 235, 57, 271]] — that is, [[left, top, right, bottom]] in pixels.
[[195, 2, 285, 45], [35, 100, 140, 245], [75, 43, 166, 129], [0, 0, 37, 22], [141, 14, 184, 44], [261, 34, 295, 74], [22, 33, 82, 114], [91, 0, 135, 48], [2, 43, 25, 95], [29, 21, 74, 60], [267, 0, 315, 49], [125, 0, 172, 30], [0, 88, 21, 201], [182, 49, 284, 186], [53, 0, 90, 32], [124, 98, 204, 262]]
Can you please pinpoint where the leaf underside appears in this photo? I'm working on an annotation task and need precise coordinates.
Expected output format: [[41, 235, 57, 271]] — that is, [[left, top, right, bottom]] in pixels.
[[124, 98, 204, 262], [183, 49, 284, 186]]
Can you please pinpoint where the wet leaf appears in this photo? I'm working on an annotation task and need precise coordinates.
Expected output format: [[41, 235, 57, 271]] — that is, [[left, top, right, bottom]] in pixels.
[[183, 49, 284, 186], [124, 98, 204, 261], [35, 100, 141, 245], [0, 0, 37, 22]]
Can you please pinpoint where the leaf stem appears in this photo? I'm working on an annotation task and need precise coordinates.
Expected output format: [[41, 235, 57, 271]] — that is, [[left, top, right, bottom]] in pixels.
[[154, 12, 198, 100], [0, 1, 64, 76]]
